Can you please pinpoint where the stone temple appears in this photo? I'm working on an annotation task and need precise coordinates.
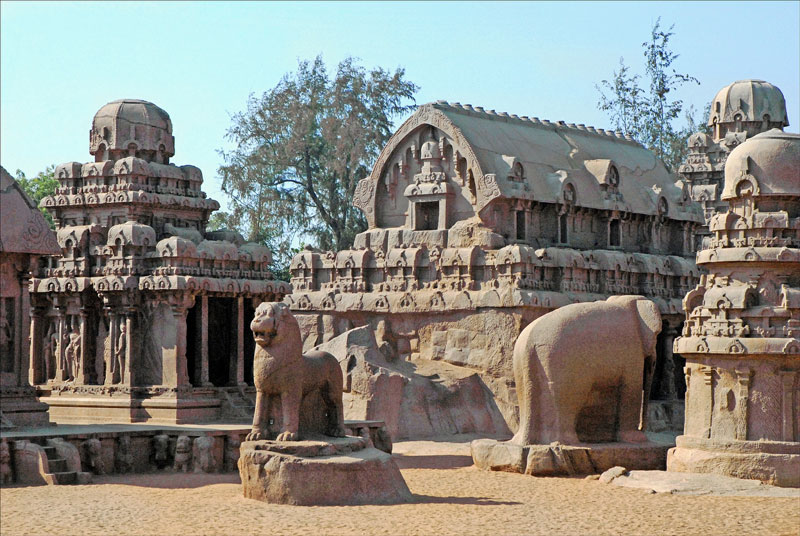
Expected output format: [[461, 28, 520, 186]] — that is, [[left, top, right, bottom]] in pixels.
[[28, 99, 289, 424], [0, 166, 61, 427], [669, 128, 800, 486], [679, 80, 789, 250], [286, 101, 704, 437]]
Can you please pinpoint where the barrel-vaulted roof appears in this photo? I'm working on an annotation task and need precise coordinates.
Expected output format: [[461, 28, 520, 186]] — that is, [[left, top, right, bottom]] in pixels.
[[0, 166, 60, 255], [358, 101, 701, 226]]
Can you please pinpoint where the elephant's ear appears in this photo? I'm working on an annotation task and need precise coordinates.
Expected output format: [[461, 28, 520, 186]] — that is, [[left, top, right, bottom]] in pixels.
[[635, 298, 663, 343]]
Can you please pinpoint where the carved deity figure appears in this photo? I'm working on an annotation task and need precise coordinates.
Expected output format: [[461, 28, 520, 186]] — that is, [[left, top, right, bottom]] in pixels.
[[0, 307, 13, 373], [64, 327, 82, 382], [0, 440, 12, 484], [43, 322, 59, 381], [112, 321, 127, 384], [173, 435, 192, 472]]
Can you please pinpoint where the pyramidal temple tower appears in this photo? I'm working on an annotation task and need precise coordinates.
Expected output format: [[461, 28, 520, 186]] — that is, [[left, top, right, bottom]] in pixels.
[[29, 99, 289, 423]]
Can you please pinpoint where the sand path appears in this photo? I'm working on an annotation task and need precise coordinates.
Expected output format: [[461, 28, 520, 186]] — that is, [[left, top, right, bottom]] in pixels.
[[2, 436, 798, 536]]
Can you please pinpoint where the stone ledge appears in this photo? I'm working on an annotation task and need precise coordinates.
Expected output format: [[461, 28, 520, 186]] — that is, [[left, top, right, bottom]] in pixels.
[[471, 438, 669, 476], [238, 438, 411, 505]]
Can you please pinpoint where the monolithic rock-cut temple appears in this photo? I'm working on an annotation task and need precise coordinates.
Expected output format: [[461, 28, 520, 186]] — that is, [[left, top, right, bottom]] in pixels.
[[679, 80, 789, 250], [29, 99, 289, 423], [669, 129, 800, 486], [287, 101, 704, 436], [0, 166, 60, 427]]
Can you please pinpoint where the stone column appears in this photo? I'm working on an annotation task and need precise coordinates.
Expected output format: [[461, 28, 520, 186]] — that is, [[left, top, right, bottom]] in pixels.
[[174, 305, 189, 387], [28, 306, 43, 385], [123, 308, 134, 386], [659, 320, 679, 400], [701, 366, 714, 439], [19, 272, 32, 387], [734, 368, 753, 441], [236, 296, 245, 386], [779, 371, 797, 442], [200, 295, 210, 386], [54, 307, 66, 382], [683, 365, 691, 435], [76, 307, 88, 385], [105, 307, 117, 386]]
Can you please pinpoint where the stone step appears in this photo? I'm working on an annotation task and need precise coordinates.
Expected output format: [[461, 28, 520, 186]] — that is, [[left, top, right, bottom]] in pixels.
[[41, 445, 57, 458], [47, 458, 67, 473], [51, 471, 77, 485]]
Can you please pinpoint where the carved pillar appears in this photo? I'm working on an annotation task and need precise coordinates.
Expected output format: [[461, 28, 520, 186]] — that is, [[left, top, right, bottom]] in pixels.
[[200, 295, 210, 386], [76, 307, 88, 385], [19, 271, 32, 386], [734, 368, 753, 441], [701, 366, 714, 439], [683, 365, 691, 435], [105, 306, 117, 386], [175, 304, 189, 387], [236, 296, 245, 386], [29, 306, 44, 385], [660, 320, 679, 400], [123, 308, 134, 386], [54, 306, 66, 381], [779, 371, 797, 442]]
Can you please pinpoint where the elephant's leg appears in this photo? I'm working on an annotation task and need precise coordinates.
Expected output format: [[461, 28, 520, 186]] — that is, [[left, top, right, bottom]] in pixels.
[[276, 389, 301, 441], [245, 391, 269, 441], [619, 370, 648, 443], [639, 355, 657, 432], [510, 347, 536, 445]]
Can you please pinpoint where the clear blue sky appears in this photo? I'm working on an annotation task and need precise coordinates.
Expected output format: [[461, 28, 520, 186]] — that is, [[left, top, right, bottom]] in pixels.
[[2, 1, 798, 212]]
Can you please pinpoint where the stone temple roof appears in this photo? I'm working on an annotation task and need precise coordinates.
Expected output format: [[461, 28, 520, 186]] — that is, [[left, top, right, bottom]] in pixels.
[[90, 99, 175, 162], [708, 80, 789, 128], [722, 129, 800, 200], [0, 166, 61, 255], [368, 101, 701, 222]]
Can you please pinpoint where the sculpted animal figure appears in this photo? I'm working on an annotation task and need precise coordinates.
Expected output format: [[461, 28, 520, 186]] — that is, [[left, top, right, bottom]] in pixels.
[[173, 436, 192, 472], [245, 302, 346, 442], [511, 295, 662, 446]]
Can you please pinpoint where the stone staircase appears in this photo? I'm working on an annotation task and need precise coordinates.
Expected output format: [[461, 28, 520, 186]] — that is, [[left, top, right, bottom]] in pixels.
[[219, 387, 256, 422], [39, 444, 78, 485], [9, 439, 91, 485]]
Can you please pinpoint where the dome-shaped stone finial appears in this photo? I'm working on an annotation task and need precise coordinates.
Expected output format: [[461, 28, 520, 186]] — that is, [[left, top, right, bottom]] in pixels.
[[707, 80, 789, 138], [90, 99, 175, 164], [721, 129, 800, 201]]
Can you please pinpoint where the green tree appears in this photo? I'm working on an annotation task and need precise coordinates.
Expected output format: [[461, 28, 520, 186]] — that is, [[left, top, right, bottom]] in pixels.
[[218, 55, 418, 274], [596, 18, 700, 172], [15, 165, 58, 228]]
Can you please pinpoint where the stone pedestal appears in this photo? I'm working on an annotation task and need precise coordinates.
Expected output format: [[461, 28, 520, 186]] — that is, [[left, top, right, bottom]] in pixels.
[[471, 438, 670, 476], [238, 436, 411, 505]]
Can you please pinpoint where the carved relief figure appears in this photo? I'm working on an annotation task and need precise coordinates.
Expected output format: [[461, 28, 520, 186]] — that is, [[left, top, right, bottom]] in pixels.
[[511, 295, 662, 445], [224, 435, 240, 472], [173, 435, 192, 472], [152, 434, 170, 469], [43, 322, 58, 380], [245, 302, 346, 442], [115, 436, 133, 474], [64, 326, 82, 382], [112, 321, 127, 384], [0, 307, 12, 373], [82, 438, 104, 475], [193, 436, 216, 473], [0, 439, 12, 484]]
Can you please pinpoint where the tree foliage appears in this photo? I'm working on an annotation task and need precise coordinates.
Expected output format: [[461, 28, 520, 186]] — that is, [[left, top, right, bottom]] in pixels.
[[596, 18, 701, 172], [218, 55, 418, 274], [15, 165, 57, 228]]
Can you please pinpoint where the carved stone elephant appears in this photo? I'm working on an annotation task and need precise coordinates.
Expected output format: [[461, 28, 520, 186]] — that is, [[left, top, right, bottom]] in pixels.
[[511, 295, 662, 446]]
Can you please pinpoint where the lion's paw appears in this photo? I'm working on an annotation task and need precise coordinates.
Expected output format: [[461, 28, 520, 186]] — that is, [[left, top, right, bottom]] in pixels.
[[245, 430, 265, 442], [330, 426, 348, 438], [276, 431, 298, 442]]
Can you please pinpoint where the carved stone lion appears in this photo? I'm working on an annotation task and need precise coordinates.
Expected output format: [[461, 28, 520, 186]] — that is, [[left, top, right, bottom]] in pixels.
[[245, 302, 346, 442]]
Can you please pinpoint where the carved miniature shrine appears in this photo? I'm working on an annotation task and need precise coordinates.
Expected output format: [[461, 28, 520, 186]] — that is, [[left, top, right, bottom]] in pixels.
[[669, 128, 800, 486], [286, 101, 704, 434], [0, 166, 60, 427], [28, 99, 289, 423], [679, 80, 790, 250]]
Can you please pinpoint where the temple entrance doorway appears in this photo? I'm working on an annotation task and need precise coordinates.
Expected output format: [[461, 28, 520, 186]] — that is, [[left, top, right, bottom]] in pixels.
[[208, 297, 235, 387]]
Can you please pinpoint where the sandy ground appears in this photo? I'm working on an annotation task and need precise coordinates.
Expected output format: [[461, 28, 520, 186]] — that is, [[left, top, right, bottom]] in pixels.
[[1, 435, 798, 536]]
